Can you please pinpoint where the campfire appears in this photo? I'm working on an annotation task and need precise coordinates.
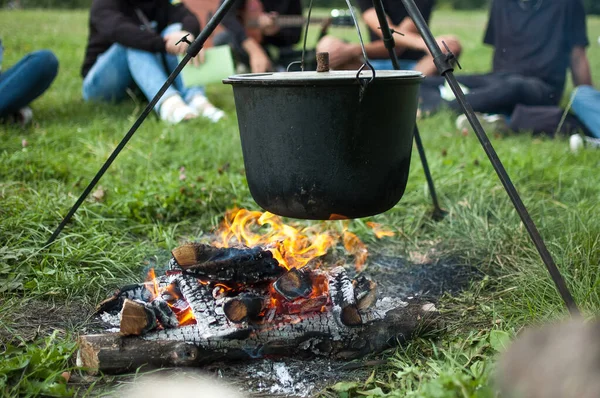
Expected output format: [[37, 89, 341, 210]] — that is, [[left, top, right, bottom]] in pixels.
[[77, 209, 438, 375]]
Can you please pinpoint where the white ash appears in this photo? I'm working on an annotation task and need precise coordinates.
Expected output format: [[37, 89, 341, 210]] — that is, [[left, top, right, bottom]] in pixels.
[[100, 311, 121, 327]]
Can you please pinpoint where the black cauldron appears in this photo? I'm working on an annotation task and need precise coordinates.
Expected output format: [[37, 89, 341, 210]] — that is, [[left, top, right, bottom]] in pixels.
[[223, 70, 423, 220]]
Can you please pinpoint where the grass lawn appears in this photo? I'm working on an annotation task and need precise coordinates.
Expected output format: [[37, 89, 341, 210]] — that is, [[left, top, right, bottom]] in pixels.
[[1, 7, 600, 397]]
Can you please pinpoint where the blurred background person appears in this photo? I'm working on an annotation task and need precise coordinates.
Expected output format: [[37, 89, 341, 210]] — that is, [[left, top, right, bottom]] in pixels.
[[215, 0, 303, 73], [81, 0, 224, 124], [0, 38, 59, 126], [316, 0, 461, 75], [419, 0, 592, 133]]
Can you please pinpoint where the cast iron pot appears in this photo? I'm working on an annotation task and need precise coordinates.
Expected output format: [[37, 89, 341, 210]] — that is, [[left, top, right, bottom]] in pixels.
[[223, 70, 423, 220]]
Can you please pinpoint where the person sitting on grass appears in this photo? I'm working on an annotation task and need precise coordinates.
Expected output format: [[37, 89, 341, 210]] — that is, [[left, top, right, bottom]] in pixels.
[[81, 0, 224, 124], [315, 0, 462, 75], [0, 39, 59, 126], [418, 0, 592, 132]]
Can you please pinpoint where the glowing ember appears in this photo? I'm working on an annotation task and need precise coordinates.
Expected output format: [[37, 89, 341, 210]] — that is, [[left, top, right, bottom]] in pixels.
[[144, 269, 197, 327]]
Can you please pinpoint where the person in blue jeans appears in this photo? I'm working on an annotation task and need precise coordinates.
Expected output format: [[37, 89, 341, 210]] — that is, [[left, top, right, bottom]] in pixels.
[[0, 39, 59, 125], [81, 0, 224, 124], [571, 85, 600, 139]]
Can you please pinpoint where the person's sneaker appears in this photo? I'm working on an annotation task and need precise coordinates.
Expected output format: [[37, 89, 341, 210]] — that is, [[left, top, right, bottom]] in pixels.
[[439, 81, 470, 101], [570, 134, 600, 153], [159, 95, 198, 124], [456, 112, 509, 134], [189, 95, 225, 123]]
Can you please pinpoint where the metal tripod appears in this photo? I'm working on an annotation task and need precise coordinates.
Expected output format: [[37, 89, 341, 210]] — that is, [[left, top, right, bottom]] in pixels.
[[44, 0, 579, 315]]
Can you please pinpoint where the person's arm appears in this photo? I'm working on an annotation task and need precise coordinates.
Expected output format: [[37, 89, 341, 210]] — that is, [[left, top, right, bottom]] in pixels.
[[90, 0, 165, 53], [571, 46, 593, 86], [219, 0, 271, 72], [568, 1, 591, 87]]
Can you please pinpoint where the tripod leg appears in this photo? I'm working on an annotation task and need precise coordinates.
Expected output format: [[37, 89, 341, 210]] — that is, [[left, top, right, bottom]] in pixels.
[[399, 0, 579, 315], [370, 0, 444, 218], [413, 125, 445, 219]]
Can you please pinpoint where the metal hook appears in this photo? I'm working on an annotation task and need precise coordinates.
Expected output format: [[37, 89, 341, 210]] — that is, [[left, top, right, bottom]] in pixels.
[[286, 60, 302, 72], [442, 40, 461, 70], [176, 33, 192, 46], [356, 61, 376, 102]]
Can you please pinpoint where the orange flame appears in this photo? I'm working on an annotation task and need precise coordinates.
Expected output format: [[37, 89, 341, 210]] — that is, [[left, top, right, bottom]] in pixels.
[[143, 269, 197, 327], [343, 231, 368, 272], [215, 208, 338, 270], [366, 222, 395, 239]]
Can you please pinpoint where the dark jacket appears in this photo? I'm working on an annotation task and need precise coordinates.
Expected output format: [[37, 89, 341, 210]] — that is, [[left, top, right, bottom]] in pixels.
[[81, 0, 200, 77]]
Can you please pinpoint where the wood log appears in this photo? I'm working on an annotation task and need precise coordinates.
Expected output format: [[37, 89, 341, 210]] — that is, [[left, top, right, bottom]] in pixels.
[[328, 267, 362, 327], [120, 299, 156, 336], [354, 276, 377, 311], [171, 243, 284, 284], [78, 299, 439, 375], [222, 294, 267, 323], [272, 268, 313, 300]]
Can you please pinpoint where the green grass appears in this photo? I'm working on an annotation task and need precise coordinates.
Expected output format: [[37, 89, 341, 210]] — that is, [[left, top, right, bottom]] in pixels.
[[1, 8, 600, 397]]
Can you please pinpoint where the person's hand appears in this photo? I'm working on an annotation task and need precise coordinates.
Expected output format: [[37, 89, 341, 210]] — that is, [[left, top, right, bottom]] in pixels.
[[249, 49, 272, 73], [435, 35, 460, 54], [258, 12, 280, 36], [317, 36, 361, 69], [164, 30, 194, 55]]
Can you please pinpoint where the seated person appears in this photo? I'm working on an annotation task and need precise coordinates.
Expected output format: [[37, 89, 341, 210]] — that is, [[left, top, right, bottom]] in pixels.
[[420, 0, 592, 123], [316, 0, 462, 75], [81, 0, 224, 124], [0, 39, 59, 125], [215, 0, 303, 73]]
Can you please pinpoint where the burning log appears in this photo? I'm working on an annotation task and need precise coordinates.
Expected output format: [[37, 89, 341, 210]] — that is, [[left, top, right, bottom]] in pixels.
[[97, 284, 153, 314], [120, 299, 156, 336], [353, 276, 377, 311], [222, 293, 266, 323], [328, 267, 362, 327], [78, 299, 439, 375], [273, 268, 313, 300], [171, 243, 284, 284]]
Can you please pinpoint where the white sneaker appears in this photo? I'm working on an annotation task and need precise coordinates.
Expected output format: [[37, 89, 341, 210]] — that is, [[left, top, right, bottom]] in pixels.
[[456, 113, 508, 134], [439, 81, 470, 101], [570, 134, 600, 153], [159, 95, 198, 125], [189, 95, 225, 123]]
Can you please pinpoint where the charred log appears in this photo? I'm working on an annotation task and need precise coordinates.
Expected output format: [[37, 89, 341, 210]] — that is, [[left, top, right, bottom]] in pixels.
[[328, 267, 361, 327], [273, 268, 313, 300], [172, 243, 283, 284], [223, 294, 267, 323], [354, 276, 377, 311], [78, 300, 438, 375]]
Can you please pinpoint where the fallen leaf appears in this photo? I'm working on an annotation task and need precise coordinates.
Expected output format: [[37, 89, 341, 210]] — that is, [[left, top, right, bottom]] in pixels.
[[92, 187, 105, 202]]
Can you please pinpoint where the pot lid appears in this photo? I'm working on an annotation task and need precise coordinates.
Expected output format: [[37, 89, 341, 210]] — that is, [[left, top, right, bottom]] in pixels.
[[223, 70, 423, 86]]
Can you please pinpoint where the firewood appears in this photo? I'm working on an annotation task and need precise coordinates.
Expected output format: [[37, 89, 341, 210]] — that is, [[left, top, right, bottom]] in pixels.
[[150, 299, 179, 329], [273, 268, 313, 301], [328, 267, 362, 327], [120, 299, 156, 336], [79, 299, 439, 375], [223, 293, 266, 323], [171, 243, 284, 284], [353, 276, 377, 311], [97, 284, 153, 314]]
